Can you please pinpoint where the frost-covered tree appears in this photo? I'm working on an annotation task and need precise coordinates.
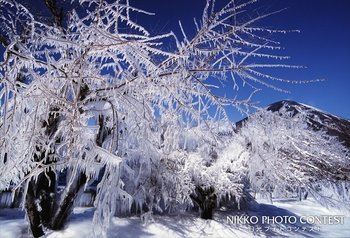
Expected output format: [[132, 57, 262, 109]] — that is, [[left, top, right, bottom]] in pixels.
[[0, 0, 317, 236], [238, 106, 350, 207]]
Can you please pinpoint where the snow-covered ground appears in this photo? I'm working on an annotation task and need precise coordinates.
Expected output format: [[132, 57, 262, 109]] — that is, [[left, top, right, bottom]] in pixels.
[[270, 199, 350, 238], [0, 198, 349, 238]]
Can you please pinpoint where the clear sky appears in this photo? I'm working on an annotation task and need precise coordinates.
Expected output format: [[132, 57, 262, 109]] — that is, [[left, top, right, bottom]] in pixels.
[[2, 0, 350, 122], [133, 0, 350, 121]]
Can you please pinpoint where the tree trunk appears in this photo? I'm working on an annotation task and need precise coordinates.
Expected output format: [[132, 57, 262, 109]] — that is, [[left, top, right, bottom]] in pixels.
[[25, 181, 45, 238], [25, 170, 87, 236], [190, 186, 217, 220], [37, 170, 56, 226], [49, 172, 87, 230]]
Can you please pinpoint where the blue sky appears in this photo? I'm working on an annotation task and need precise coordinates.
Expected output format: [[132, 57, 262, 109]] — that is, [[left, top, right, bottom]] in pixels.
[[2, 0, 349, 122], [133, 0, 350, 121]]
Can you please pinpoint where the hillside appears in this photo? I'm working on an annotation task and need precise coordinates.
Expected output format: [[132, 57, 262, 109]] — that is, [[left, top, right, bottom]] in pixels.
[[237, 100, 350, 149], [267, 100, 350, 148]]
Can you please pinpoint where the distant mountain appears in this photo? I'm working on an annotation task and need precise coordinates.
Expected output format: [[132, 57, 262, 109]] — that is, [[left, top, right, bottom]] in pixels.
[[237, 100, 350, 148]]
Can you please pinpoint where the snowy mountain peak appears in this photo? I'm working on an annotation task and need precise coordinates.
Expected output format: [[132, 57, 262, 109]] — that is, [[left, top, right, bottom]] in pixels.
[[266, 100, 350, 148], [267, 100, 330, 116], [236, 100, 350, 148]]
